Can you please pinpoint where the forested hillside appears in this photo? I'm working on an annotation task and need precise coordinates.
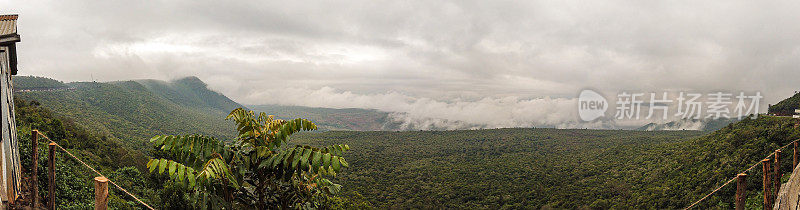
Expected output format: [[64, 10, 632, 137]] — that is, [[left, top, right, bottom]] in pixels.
[[13, 76, 68, 90], [134, 76, 241, 113], [14, 76, 242, 150], [15, 98, 164, 209], [769, 92, 800, 115], [292, 115, 799, 209]]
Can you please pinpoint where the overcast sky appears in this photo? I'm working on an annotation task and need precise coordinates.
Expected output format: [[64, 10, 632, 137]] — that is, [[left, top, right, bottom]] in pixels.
[[3, 0, 800, 129]]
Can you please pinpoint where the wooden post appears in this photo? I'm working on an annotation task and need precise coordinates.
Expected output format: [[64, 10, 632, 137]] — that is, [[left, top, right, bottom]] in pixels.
[[736, 173, 747, 210], [31, 130, 38, 208], [48, 143, 55, 210], [764, 159, 773, 209], [94, 177, 109, 210], [776, 150, 782, 197], [794, 141, 798, 170]]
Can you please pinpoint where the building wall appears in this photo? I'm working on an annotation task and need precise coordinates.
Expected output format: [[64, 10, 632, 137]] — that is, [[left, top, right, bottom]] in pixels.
[[0, 45, 21, 204]]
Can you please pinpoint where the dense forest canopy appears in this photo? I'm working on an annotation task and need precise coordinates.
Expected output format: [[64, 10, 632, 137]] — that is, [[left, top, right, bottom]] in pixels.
[[291, 116, 798, 209], [291, 129, 706, 208]]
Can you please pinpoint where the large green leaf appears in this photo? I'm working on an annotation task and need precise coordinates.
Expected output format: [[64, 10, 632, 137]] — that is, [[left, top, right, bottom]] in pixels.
[[332, 156, 341, 172], [204, 139, 213, 157], [178, 164, 186, 182], [323, 153, 331, 169], [147, 159, 156, 173], [301, 148, 311, 170], [169, 161, 177, 176], [312, 151, 322, 172], [292, 150, 302, 169], [159, 159, 168, 174], [283, 147, 296, 165], [188, 171, 196, 188]]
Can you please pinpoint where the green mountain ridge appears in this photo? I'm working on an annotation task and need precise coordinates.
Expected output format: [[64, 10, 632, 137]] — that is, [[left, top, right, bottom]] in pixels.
[[133, 76, 241, 113], [13, 75, 69, 90], [13, 76, 242, 150], [769, 92, 800, 116]]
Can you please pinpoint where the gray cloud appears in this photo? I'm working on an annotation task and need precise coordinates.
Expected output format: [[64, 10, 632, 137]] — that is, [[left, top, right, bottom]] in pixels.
[[2, 0, 800, 129]]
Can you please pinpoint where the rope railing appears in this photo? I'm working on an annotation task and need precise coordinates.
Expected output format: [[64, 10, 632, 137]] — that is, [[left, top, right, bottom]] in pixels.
[[684, 138, 800, 209], [33, 130, 155, 210]]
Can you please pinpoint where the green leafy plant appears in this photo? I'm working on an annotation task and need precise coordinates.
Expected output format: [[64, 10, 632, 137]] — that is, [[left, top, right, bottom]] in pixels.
[[146, 108, 350, 209]]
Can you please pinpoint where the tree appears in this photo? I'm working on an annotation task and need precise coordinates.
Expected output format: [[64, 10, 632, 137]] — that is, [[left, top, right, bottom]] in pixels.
[[146, 108, 350, 209]]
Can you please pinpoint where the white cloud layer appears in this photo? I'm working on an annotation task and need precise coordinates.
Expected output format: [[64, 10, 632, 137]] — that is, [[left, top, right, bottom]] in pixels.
[[2, 0, 800, 129], [243, 86, 645, 130]]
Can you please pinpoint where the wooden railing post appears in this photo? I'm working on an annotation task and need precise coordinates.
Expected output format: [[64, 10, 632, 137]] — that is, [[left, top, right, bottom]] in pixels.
[[736, 173, 747, 210], [776, 150, 782, 197], [48, 142, 55, 210], [794, 141, 798, 169], [94, 177, 109, 210], [31, 130, 38, 208], [764, 159, 773, 208]]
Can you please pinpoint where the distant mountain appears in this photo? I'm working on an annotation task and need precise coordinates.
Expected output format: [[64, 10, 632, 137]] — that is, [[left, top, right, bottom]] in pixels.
[[13, 75, 69, 90], [636, 118, 738, 131], [133, 76, 241, 113], [769, 92, 800, 116], [248, 104, 402, 131], [13, 76, 243, 150]]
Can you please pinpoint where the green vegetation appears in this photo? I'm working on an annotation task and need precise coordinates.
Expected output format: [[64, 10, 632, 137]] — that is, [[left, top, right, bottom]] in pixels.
[[658, 115, 799, 209], [146, 108, 360, 209], [291, 115, 799, 209], [15, 98, 367, 209], [291, 128, 705, 209], [249, 104, 399, 131], [13, 76, 68, 90], [134, 76, 241, 114], [15, 98, 159, 209], [15, 76, 241, 150], [769, 92, 800, 115]]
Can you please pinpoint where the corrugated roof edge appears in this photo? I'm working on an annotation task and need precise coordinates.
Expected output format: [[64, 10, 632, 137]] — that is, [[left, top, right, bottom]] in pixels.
[[0, 15, 18, 21], [0, 14, 19, 44]]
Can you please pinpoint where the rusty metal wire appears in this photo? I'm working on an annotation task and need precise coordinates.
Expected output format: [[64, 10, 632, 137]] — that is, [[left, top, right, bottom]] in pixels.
[[35, 131, 155, 210]]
